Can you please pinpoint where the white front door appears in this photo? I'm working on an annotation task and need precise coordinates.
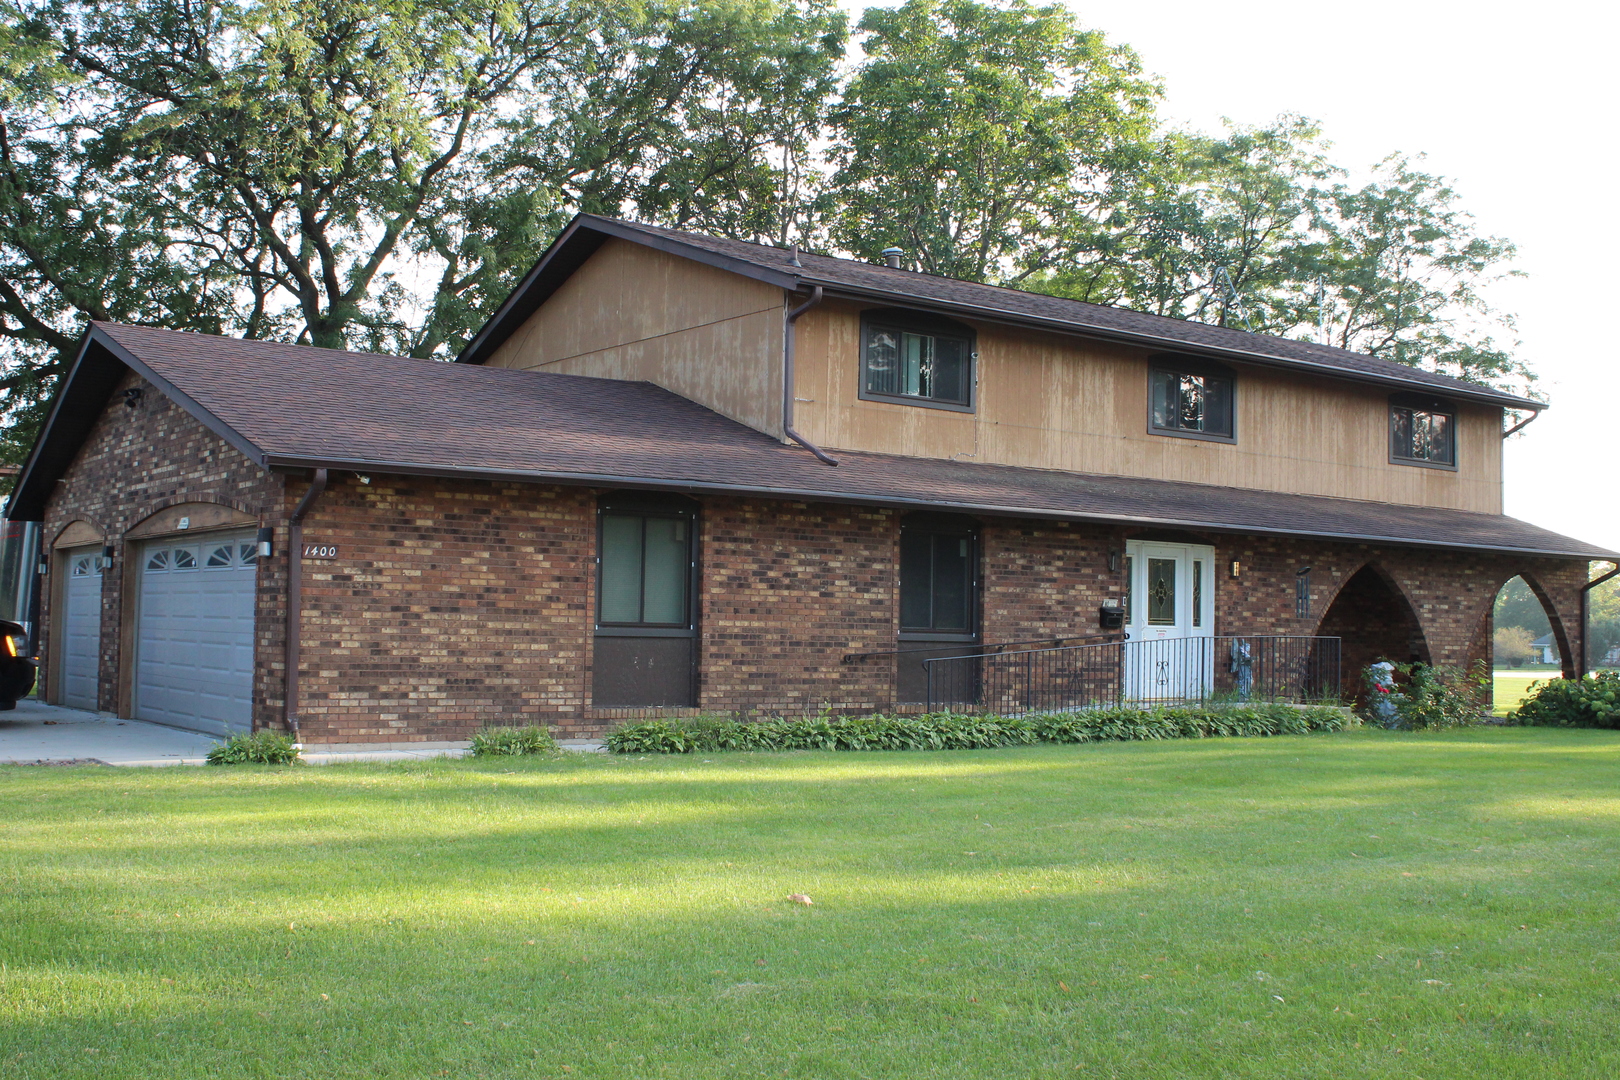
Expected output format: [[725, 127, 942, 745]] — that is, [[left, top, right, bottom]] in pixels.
[[1124, 541, 1215, 701], [60, 548, 102, 711]]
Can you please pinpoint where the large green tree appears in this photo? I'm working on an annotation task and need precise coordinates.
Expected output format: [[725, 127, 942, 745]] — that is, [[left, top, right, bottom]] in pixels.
[[1026, 122, 1531, 395], [823, 0, 1158, 282], [0, 0, 844, 460], [0, 0, 1537, 474]]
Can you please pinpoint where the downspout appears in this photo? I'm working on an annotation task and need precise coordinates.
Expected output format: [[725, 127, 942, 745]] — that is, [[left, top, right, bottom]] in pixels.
[[284, 468, 328, 740], [1578, 560, 1620, 678], [784, 286, 839, 466]]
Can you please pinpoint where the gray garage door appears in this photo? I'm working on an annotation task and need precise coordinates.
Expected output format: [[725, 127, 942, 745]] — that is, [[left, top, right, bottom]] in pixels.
[[135, 532, 258, 735], [60, 548, 102, 711]]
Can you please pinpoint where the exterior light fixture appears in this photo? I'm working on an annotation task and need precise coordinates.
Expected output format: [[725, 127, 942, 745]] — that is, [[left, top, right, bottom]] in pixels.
[[122, 387, 143, 408], [1229, 560, 1242, 578], [1108, 548, 1121, 573], [356, 474, 371, 485], [97, 543, 114, 570], [257, 526, 274, 559]]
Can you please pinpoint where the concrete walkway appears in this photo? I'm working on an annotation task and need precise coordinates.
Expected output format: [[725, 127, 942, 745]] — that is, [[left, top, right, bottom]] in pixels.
[[0, 699, 602, 765]]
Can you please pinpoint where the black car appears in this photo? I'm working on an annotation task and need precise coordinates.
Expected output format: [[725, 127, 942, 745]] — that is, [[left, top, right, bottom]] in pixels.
[[0, 619, 36, 709]]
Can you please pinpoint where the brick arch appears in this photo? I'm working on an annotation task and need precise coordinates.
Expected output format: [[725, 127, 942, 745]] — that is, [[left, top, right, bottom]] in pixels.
[[1476, 569, 1579, 680], [123, 495, 264, 536], [1313, 560, 1432, 700], [51, 518, 107, 549]]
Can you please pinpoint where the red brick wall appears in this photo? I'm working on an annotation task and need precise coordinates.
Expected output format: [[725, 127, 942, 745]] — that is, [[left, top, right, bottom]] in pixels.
[[1208, 535, 1590, 681], [291, 474, 595, 740], [694, 498, 898, 715], [980, 519, 1125, 645], [40, 371, 285, 724], [37, 373, 1598, 739]]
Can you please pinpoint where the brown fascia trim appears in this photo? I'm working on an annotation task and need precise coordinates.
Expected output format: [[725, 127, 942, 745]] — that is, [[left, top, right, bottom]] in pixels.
[[455, 214, 1540, 410], [6, 326, 269, 521], [455, 215, 801, 366], [260, 455, 1614, 561]]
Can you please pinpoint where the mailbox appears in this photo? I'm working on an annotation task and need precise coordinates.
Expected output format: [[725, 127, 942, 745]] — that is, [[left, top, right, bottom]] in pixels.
[[1098, 600, 1125, 630]]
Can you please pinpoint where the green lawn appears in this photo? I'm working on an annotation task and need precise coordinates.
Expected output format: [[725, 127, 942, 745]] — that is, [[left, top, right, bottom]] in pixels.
[[1494, 674, 1545, 716], [3, 729, 1618, 1078]]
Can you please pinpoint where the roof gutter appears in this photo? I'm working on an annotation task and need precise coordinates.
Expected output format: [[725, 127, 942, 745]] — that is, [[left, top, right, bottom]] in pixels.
[[783, 286, 838, 466], [1502, 409, 1542, 439], [284, 468, 328, 741], [1579, 561, 1620, 678], [257, 455, 1616, 561]]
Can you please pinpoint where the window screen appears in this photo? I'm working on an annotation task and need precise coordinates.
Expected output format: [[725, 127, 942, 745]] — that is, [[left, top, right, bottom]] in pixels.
[[900, 524, 976, 633], [599, 512, 692, 627]]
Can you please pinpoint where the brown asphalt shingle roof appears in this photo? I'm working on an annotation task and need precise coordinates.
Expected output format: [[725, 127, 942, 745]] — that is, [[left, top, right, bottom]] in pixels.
[[458, 214, 1543, 412], [11, 322, 1605, 561]]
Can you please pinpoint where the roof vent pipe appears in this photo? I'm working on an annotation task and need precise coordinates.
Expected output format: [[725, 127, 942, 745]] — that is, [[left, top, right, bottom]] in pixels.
[[881, 247, 905, 269]]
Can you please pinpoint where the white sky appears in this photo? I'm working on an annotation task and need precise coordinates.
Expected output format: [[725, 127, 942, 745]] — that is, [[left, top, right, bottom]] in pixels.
[[844, 1, 1618, 556]]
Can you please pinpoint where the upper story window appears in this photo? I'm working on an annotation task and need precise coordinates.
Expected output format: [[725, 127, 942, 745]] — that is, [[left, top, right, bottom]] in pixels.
[[1389, 394, 1456, 468], [860, 309, 975, 411], [1149, 359, 1234, 441]]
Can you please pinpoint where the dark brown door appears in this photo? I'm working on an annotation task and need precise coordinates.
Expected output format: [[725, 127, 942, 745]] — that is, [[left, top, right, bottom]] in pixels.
[[592, 496, 698, 707], [897, 514, 980, 704]]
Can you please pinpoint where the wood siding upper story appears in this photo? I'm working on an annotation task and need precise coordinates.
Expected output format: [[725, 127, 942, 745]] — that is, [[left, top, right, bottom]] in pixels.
[[482, 242, 1502, 514], [790, 298, 1503, 515], [484, 237, 786, 438]]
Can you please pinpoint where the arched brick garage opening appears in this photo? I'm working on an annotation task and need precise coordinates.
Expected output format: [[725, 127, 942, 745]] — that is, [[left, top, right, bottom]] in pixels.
[[1315, 564, 1430, 701]]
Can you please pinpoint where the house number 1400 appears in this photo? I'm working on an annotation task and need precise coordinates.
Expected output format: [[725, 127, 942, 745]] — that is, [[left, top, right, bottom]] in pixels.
[[302, 544, 340, 560]]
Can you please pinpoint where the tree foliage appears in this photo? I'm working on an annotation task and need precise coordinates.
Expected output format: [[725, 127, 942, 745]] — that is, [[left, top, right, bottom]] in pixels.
[[1493, 624, 1535, 667], [0, 0, 844, 454], [0, 0, 1535, 469], [823, 0, 1156, 283], [1493, 576, 1553, 638]]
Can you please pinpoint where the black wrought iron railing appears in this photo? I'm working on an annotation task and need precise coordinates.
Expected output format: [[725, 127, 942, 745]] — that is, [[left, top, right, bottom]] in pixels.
[[924, 635, 1342, 714]]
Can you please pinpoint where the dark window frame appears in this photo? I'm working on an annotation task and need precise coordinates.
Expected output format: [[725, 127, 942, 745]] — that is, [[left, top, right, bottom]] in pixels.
[[898, 513, 981, 641], [1388, 393, 1458, 470], [1147, 356, 1237, 443], [858, 308, 977, 413], [594, 494, 700, 638]]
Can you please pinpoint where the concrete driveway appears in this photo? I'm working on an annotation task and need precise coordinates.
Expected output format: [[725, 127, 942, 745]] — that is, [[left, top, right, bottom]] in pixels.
[[0, 699, 598, 765], [0, 699, 219, 766]]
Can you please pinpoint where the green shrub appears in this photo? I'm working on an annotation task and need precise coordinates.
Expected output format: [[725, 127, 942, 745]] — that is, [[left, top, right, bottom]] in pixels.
[[206, 731, 302, 765], [1360, 661, 1488, 730], [1510, 671, 1620, 728], [469, 725, 558, 756], [605, 704, 1352, 754]]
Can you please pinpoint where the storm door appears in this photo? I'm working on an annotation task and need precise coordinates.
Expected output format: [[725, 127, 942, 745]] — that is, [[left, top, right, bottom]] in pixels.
[[592, 495, 698, 707], [897, 514, 980, 703], [1123, 541, 1215, 701]]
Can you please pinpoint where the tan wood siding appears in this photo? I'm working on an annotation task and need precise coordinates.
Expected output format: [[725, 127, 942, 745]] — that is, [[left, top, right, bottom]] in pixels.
[[791, 299, 1503, 513], [484, 238, 785, 437]]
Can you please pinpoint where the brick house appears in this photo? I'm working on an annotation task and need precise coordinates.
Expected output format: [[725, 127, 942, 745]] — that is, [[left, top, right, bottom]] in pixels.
[[6, 214, 1614, 742]]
